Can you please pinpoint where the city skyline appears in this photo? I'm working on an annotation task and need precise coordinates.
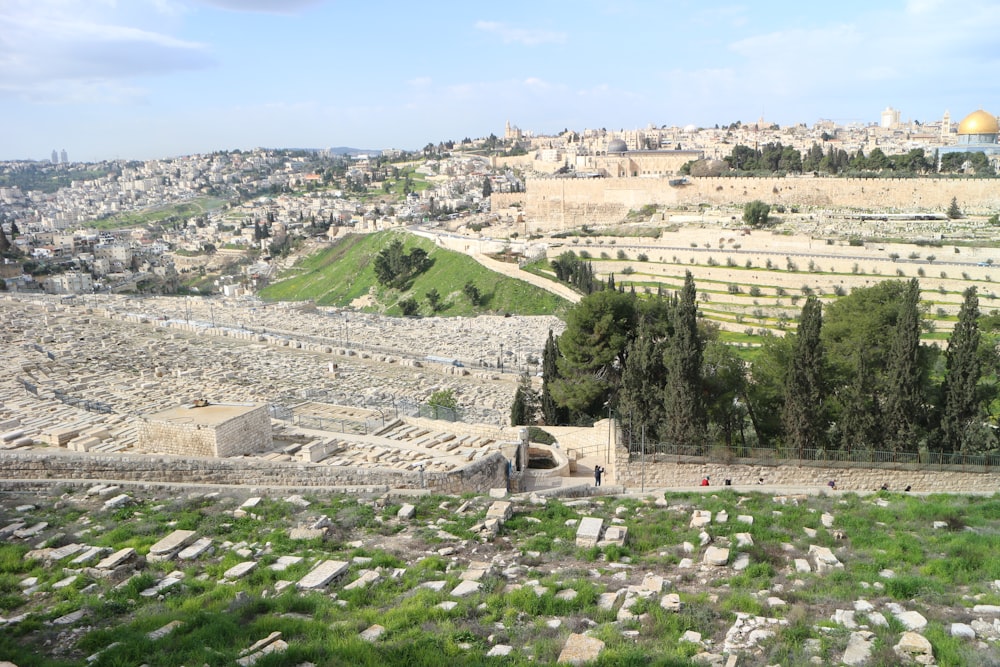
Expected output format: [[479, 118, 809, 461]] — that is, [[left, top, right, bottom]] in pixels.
[[2, 0, 1000, 163]]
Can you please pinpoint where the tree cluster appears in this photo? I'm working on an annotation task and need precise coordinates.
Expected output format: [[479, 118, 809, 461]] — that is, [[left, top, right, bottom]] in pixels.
[[722, 143, 956, 177], [543, 276, 1000, 457], [550, 251, 599, 294], [373, 239, 431, 289]]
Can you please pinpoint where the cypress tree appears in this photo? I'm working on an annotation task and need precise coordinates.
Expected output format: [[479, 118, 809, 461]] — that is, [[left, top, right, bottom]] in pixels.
[[941, 287, 982, 453], [783, 296, 824, 457], [662, 271, 705, 450], [540, 330, 566, 425], [837, 348, 879, 453], [619, 323, 667, 444], [510, 372, 537, 426], [883, 278, 923, 452], [0, 226, 9, 254]]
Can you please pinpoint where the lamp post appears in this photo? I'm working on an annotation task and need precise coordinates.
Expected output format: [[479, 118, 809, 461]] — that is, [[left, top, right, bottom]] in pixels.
[[499, 343, 504, 373]]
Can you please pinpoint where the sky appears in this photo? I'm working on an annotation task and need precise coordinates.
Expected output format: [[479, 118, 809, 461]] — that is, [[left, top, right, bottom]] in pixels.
[[2, 0, 1000, 162]]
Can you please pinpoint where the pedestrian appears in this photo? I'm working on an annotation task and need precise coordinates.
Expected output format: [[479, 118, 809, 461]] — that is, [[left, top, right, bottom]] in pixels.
[[700, 477, 710, 487], [828, 480, 836, 490], [594, 465, 603, 487]]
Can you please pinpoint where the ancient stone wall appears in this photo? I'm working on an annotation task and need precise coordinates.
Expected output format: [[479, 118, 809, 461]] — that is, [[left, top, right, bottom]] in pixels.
[[612, 448, 1000, 494], [0, 448, 507, 495], [513, 176, 1000, 230]]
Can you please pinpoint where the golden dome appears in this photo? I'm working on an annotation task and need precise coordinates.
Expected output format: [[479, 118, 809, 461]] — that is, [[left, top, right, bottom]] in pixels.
[[957, 109, 999, 135]]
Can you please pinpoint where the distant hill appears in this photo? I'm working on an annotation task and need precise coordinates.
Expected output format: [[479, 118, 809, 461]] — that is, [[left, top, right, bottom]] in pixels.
[[259, 230, 569, 317]]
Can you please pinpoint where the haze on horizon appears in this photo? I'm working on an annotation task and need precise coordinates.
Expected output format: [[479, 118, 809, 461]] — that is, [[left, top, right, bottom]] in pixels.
[[2, 0, 999, 163]]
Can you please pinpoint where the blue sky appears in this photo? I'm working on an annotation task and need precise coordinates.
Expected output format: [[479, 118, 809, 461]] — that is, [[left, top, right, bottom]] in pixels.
[[2, 0, 1000, 162]]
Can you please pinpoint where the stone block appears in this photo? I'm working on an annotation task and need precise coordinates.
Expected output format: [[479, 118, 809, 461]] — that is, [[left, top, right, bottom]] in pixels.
[[557, 633, 605, 666], [486, 501, 512, 523], [575, 517, 604, 547], [703, 546, 730, 567]]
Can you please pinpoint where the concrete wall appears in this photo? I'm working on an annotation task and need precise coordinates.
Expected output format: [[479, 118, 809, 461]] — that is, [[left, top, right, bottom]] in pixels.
[[0, 448, 507, 495], [512, 176, 1000, 230]]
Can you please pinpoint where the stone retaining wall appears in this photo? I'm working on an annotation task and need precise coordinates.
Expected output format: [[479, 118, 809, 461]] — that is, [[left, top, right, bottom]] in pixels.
[[613, 450, 1000, 493], [0, 448, 507, 495]]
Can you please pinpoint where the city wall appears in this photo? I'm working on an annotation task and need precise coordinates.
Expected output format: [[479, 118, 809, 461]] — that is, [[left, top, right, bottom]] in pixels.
[[612, 449, 1000, 494], [493, 176, 1000, 231], [0, 448, 508, 495]]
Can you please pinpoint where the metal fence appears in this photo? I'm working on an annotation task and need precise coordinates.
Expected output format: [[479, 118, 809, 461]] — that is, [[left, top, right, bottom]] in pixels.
[[625, 441, 1000, 473]]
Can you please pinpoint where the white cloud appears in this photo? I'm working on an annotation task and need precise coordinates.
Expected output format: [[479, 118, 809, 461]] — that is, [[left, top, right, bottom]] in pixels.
[[0, 1, 212, 103], [474, 21, 567, 46], [194, 0, 323, 13]]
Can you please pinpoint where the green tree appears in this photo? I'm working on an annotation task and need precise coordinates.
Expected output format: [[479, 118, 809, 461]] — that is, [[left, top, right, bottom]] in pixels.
[[618, 321, 668, 444], [835, 348, 880, 453], [398, 297, 419, 316], [882, 279, 925, 452], [374, 238, 431, 289], [510, 372, 538, 426], [425, 288, 442, 312], [662, 271, 705, 449], [0, 226, 9, 254], [551, 289, 638, 420], [482, 177, 492, 198], [941, 287, 984, 452], [947, 197, 962, 220], [743, 200, 771, 228], [463, 281, 481, 306], [702, 340, 749, 449], [427, 389, 458, 420], [541, 330, 567, 425], [782, 296, 825, 456]]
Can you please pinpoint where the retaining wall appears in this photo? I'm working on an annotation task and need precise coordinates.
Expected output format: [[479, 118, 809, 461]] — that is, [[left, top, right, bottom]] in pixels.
[[0, 448, 507, 495]]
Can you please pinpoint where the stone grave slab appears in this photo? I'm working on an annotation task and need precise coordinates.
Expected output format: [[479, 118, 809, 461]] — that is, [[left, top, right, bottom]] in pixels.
[[148, 529, 197, 562], [177, 537, 214, 560], [575, 517, 604, 547], [297, 560, 348, 590], [224, 561, 258, 580], [96, 547, 135, 570]]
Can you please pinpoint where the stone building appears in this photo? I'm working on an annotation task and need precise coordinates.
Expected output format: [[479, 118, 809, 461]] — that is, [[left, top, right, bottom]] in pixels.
[[138, 402, 271, 457]]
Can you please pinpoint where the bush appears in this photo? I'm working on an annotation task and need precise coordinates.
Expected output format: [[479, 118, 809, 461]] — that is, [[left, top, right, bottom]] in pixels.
[[617, 250, 627, 260], [637, 253, 648, 262]]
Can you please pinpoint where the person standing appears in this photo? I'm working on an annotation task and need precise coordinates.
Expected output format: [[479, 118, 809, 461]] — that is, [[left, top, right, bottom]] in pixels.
[[594, 465, 604, 487]]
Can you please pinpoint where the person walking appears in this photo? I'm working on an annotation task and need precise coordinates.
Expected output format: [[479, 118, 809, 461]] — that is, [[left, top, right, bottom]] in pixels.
[[594, 465, 604, 487]]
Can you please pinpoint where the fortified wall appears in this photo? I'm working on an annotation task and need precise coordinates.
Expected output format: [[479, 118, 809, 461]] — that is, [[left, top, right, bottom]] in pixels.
[[493, 176, 1000, 231], [0, 448, 508, 495]]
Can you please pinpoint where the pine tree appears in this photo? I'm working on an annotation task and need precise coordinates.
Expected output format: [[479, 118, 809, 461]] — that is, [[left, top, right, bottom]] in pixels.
[[941, 287, 982, 452], [883, 278, 924, 452], [782, 296, 825, 456], [662, 271, 705, 449]]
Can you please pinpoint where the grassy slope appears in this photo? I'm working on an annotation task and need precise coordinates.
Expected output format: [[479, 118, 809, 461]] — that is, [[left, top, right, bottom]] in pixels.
[[259, 230, 569, 317]]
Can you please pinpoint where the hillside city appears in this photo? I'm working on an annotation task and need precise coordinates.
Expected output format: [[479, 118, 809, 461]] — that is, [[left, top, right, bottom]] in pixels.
[[0, 107, 992, 298]]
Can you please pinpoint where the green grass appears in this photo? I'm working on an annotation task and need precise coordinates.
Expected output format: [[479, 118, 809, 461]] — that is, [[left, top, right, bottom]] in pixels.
[[259, 230, 570, 316], [85, 197, 226, 230]]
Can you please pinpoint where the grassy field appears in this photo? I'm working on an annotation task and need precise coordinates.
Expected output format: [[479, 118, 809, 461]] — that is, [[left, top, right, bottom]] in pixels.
[[259, 230, 570, 317], [1, 486, 998, 666], [86, 197, 227, 230]]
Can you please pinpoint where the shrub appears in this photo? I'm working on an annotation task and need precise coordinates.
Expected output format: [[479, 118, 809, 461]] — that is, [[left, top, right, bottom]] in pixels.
[[621, 266, 635, 275], [749, 286, 762, 297], [637, 253, 648, 262], [617, 250, 627, 260]]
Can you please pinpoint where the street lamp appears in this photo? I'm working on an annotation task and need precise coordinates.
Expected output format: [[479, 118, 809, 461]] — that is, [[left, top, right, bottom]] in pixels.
[[499, 343, 504, 373]]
